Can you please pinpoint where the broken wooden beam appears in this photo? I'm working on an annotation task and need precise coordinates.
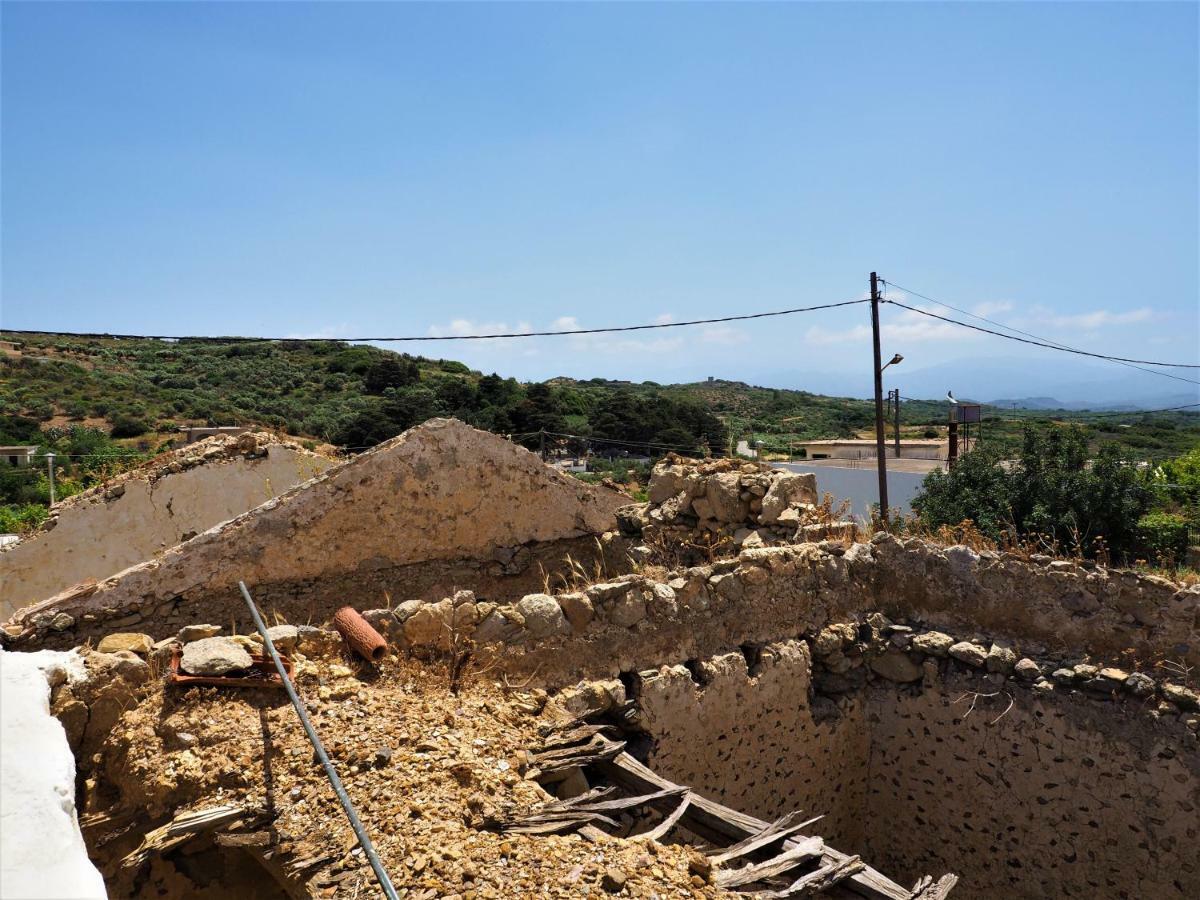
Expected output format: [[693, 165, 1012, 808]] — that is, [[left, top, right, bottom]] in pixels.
[[498, 786, 688, 836], [122, 805, 261, 870], [715, 836, 825, 889], [709, 810, 825, 865], [598, 753, 929, 900], [910, 874, 960, 899], [768, 855, 866, 897]]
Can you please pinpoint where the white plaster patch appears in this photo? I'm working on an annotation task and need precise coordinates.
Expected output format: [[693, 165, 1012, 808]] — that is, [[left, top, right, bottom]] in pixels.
[[0, 648, 106, 899]]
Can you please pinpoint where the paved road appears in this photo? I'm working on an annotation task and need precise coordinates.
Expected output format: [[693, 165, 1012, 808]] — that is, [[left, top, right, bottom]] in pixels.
[[773, 461, 929, 520]]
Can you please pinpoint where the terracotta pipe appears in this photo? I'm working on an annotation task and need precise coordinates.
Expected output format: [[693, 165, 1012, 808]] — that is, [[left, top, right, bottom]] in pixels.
[[333, 607, 388, 663]]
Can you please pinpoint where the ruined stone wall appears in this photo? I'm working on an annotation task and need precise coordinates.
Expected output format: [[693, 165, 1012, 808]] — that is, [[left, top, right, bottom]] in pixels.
[[437, 539, 1199, 693], [866, 674, 1199, 898], [7, 419, 627, 645], [635, 642, 871, 853], [626, 637, 1198, 899], [0, 437, 332, 619]]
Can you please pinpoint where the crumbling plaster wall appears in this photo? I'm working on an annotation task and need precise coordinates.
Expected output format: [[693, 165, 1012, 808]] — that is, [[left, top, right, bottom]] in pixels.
[[635, 641, 871, 853], [7, 419, 627, 643], [0, 442, 331, 619], [866, 674, 1199, 898]]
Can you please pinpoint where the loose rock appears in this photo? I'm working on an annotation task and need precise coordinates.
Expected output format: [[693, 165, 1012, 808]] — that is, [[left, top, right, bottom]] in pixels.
[[180, 636, 253, 676]]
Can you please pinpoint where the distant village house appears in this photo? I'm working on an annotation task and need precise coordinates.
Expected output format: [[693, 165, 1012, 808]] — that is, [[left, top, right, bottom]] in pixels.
[[0, 446, 39, 467]]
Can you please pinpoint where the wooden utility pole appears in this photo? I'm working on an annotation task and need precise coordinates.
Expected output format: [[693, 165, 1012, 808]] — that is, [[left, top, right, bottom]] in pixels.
[[870, 273, 889, 522]]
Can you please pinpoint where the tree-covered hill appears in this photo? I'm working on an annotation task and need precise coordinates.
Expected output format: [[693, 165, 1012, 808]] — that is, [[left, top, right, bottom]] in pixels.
[[2, 333, 1196, 462], [0, 333, 726, 456]]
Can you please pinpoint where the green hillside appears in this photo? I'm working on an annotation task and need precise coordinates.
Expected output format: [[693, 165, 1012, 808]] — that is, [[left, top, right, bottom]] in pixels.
[[3, 333, 1197, 461], [0, 333, 726, 455]]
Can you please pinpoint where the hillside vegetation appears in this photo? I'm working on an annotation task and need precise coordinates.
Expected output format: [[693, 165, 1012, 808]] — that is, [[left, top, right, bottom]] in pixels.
[[0, 333, 726, 455], [3, 334, 1196, 461], [2, 333, 1198, 552]]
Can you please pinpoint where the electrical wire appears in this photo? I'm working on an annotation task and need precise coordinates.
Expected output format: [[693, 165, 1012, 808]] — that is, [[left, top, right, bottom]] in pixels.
[[0, 299, 869, 344], [880, 279, 1200, 388], [883, 297, 1200, 376], [541, 430, 726, 455]]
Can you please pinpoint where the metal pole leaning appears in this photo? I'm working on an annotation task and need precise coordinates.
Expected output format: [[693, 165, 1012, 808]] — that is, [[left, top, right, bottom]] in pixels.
[[238, 581, 399, 900]]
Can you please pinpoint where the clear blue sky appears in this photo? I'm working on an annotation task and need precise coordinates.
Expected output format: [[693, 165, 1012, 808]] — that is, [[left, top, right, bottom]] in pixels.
[[2, 2, 1196, 402]]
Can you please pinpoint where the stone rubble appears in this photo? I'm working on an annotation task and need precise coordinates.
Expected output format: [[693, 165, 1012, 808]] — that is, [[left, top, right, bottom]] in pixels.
[[615, 456, 854, 562], [179, 636, 253, 676], [68, 642, 722, 900]]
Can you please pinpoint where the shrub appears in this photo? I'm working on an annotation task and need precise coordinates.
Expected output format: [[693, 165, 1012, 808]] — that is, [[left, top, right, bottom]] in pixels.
[[913, 424, 1152, 560], [1136, 511, 1190, 563], [0, 503, 49, 534], [109, 415, 149, 438]]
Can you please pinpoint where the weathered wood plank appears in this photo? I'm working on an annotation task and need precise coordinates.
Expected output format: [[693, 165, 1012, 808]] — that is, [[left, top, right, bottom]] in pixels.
[[533, 733, 626, 774], [910, 874, 959, 899], [599, 754, 914, 900], [710, 811, 825, 865], [637, 793, 691, 842], [770, 855, 865, 897], [715, 836, 825, 889]]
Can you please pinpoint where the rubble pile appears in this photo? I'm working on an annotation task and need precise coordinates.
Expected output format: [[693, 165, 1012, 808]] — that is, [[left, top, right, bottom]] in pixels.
[[615, 457, 853, 560], [66, 628, 721, 900]]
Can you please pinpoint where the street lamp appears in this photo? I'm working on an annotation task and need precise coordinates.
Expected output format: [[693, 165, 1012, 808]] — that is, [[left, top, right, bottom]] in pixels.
[[878, 354, 904, 458]]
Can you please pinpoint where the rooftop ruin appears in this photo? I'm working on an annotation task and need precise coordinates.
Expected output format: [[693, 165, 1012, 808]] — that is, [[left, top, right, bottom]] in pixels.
[[2, 420, 1197, 899]]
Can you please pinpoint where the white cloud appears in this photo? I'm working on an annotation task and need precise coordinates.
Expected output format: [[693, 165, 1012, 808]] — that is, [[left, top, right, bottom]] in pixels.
[[283, 322, 354, 339], [699, 325, 749, 345], [1029, 307, 1153, 330], [427, 314, 690, 357], [803, 305, 965, 346], [972, 301, 1014, 317], [653, 313, 674, 325]]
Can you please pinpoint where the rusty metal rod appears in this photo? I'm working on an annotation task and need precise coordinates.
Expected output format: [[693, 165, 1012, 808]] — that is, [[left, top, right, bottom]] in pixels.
[[238, 581, 399, 900]]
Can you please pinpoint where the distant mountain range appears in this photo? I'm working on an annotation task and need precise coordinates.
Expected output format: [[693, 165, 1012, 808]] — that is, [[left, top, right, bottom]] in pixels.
[[987, 394, 1200, 413], [743, 355, 1199, 412]]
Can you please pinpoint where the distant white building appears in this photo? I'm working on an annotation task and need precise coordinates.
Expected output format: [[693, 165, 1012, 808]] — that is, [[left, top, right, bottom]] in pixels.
[[0, 447, 38, 468], [797, 439, 948, 461]]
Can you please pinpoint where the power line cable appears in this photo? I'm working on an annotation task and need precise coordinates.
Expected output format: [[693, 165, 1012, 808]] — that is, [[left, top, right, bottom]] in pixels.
[[882, 297, 1200, 377], [0, 299, 869, 344], [881, 279, 1200, 388]]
